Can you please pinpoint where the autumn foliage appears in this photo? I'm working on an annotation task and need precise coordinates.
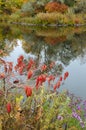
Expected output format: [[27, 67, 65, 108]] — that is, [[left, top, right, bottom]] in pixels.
[[45, 2, 68, 13], [6, 103, 11, 114], [24, 86, 32, 97], [1, 55, 86, 130], [0, 55, 69, 93]]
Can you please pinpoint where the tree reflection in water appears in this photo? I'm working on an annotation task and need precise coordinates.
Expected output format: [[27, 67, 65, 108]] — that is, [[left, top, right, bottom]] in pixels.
[[0, 23, 86, 68]]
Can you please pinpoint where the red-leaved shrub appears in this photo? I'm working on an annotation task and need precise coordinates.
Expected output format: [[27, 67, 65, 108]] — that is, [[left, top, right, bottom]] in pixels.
[[45, 2, 68, 13]]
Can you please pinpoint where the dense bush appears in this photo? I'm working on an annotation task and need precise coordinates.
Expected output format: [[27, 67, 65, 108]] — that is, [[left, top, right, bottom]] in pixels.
[[35, 12, 84, 25], [9, 12, 21, 22], [21, 1, 35, 16], [45, 2, 68, 13], [21, 0, 50, 16]]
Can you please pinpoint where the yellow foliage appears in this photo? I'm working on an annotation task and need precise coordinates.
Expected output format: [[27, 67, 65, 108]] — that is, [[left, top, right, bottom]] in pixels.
[[15, 96, 23, 112], [69, 126, 78, 130]]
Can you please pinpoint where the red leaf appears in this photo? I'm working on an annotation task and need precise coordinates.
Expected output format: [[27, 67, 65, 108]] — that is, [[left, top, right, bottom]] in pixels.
[[24, 86, 32, 97], [47, 75, 55, 84], [64, 72, 69, 80], [6, 103, 11, 113], [27, 63, 31, 70], [41, 64, 47, 71], [54, 81, 61, 90], [59, 76, 63, 81], [27, 70, 33, 79]]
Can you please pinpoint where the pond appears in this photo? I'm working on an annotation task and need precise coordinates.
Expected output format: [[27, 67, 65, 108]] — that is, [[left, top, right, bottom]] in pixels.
[[0, 23, 86, 99]]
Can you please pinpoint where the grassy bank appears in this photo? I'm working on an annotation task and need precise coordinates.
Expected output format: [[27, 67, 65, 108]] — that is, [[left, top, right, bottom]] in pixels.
[[0, 12, 86, 27]]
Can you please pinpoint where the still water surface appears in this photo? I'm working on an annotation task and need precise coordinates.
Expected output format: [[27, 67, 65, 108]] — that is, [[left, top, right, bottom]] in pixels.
[[0, 24, 86, 99]]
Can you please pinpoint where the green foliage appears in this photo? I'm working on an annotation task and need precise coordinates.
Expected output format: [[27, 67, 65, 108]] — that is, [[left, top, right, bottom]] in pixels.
[[64, 0, 75, 7], [9, 13, 21, 22], [35, 12, 85, 25], [74, 0, 86, 13], [21, 1, 35, 16], [0, 0, 24, 14]]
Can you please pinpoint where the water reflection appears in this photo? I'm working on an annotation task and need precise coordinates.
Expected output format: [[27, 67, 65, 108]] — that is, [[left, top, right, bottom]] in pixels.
[[0, 23, 86, 99]]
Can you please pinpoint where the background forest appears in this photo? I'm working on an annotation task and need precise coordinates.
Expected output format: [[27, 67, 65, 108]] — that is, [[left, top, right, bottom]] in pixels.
[[0, 0, 86, 25]]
